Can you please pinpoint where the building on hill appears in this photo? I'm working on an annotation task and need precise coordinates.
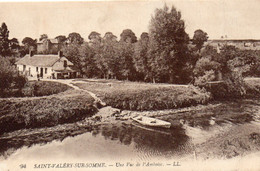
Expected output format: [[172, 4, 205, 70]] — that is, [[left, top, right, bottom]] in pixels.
[[15, 51, 80, 79], [37, 38, 62, 54], [205, 39, 260, 51]]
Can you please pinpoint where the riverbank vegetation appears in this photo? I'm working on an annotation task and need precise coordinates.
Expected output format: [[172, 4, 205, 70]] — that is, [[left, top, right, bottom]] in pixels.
[[73, 81, 211, 111], [0, 89, 97, 134]]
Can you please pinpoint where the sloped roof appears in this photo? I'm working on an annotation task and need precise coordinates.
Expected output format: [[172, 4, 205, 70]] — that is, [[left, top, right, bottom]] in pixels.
[[37, 39, 59, 44], [52, 57, 74, 71], [16, 54, 61, 67]]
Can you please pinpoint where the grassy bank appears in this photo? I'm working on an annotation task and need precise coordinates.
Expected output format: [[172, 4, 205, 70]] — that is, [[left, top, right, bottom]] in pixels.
[[0, 89, 97, 134], [202, 78, 260, 99], [1, 81, 71, 98], [73, 80, 211, 111]]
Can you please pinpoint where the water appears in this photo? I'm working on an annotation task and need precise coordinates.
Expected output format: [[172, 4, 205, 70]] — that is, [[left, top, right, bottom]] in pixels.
[[1, 99, 260, 169]]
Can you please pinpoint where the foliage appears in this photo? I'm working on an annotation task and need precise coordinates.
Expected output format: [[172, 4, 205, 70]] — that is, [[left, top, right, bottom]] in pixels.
[[0, 57, 27, 97], [74, 81, 211, 111], [133, 32, 150, 81], [0, 23, 10, 57], [120, 29, 137, 43], [117, 41, 136, 80], [96, 32, 120, 79], [67, 32, 84, 44], [62, 43, 81, 69], [148, 4, 190, 83], [192, 29, 208, 52], [196, 45, 260, 98], [88, 31, 101, 44], [26, 81, 71, 97], [22, 37, 37, 54], [0, 90, 97, 133], [194, 70, 216, 86], [55, 35, 67, 44]]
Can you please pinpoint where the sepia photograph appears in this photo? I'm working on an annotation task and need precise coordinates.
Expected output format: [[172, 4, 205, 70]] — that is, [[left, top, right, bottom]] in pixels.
[[0, 0, 260, 170]]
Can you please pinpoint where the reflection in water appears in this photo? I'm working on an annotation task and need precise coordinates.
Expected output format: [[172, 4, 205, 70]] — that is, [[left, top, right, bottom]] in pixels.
[[94, 121, 191, 159], [0, 99, 259, 161]]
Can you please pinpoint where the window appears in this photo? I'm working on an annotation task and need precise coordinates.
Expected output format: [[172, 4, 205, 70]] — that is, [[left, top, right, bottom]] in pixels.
[[64, 60, 67, 68], [36, 67, 38, 72], [45, 68, 47, 74]]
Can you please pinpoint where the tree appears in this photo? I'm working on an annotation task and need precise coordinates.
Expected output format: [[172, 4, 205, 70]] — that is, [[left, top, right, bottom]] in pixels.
[[22, 37, 37, 54], [55, 35, 67, 44], [88, 31, 101, 42], [104, 32, 117, 42], [148, 4, 190, 83], [0, 22, 10, 57], [79, 43, 97, 77], [192, 29, 208, 53], [62, 43, 81, 70], [0, 57, 27, 97], [97, 32, 120, 79], [9, 38, 20, 57], [39, 34, 48, 41], [120, 29, 137, 43], [67, 32, 84, 45], [133, 32, 150, 81], [117, 41, 136, 80]]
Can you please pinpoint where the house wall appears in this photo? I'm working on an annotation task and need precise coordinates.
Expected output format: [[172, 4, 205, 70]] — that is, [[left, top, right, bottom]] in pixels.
[[37, 41, 61, 54], [17, 64, 53, 79]]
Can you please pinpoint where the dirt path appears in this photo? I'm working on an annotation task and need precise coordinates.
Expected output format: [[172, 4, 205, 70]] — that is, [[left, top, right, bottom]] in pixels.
[[42, 79, 106, 106]]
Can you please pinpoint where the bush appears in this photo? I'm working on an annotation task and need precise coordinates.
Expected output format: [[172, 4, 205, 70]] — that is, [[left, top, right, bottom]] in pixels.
[[74, 82, 211, 111], [0, 91, 97, 134], [27, 81, 71, 97], [0, 57, 28, 97]]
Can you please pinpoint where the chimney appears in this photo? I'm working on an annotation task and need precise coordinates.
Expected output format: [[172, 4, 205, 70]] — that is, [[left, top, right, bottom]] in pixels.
[[58, 51, 63, 58]]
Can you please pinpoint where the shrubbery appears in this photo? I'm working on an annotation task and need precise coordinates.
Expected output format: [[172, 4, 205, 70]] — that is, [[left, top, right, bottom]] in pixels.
[[23, 81, 71, 97], [74, 82, 211, 111], [0, 57, 27, 97], [0, 91, 97, 134]]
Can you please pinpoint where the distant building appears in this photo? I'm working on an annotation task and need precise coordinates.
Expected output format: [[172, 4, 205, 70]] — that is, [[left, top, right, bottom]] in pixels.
[[15, 51, 80, 79], [205, 39, 260, 51], [37, 38, 62, 54]]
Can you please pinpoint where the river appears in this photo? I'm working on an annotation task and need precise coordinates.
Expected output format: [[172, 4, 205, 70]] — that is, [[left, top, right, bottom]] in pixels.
[[1, 99, 260, 170]]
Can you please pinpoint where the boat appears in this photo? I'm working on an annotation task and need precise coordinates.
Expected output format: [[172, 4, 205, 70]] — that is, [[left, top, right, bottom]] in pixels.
[[131, 116, 171, 128]]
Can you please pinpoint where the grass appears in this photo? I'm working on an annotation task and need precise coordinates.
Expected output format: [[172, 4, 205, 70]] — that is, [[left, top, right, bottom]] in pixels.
[[23, 81, 72, 97], [0, 89, 97, 134], [0, 81, 71, 98], [245, 78, 260, 97], [73, 80, 212, 111]]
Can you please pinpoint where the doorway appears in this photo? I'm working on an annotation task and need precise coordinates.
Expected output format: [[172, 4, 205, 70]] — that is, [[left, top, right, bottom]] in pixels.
[[40, 68, 43, 77]]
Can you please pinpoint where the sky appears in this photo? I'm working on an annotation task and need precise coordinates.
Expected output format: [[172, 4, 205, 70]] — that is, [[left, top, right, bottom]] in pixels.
[[0, 0, 260, 43]]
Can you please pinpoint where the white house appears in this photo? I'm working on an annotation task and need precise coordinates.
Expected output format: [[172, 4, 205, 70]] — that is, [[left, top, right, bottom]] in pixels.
[[16, 51, 80, 79]]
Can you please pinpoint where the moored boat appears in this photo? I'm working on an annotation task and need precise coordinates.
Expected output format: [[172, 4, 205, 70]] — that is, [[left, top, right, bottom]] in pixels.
[[132, 116, 171, 128]]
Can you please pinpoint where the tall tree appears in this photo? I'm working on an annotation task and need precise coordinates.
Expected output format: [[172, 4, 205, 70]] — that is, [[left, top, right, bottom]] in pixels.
[[120, 29, 137, 43], [67, 32, 84, 45], [117, 29, 137, 80], [0, 22, 10, 57], [192, 29, 208, 53], [79, 43, 97, 77], [148, 4, 190, 83], [133, 32, 150, 81], [62, 43, 81, 70], [9, 38, 20, 57], [98, 32, 119, 79]]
